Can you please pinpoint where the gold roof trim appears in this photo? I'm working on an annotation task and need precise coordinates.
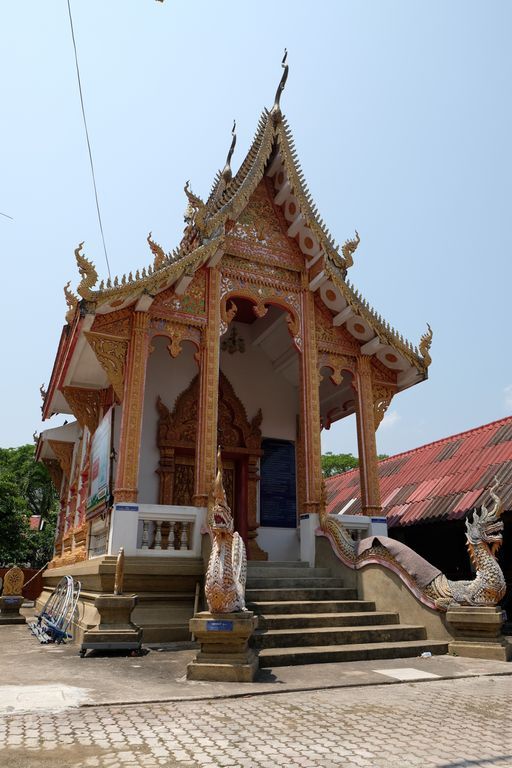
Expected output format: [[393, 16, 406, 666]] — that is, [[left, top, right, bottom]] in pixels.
[[193, 109, 353, 274], [63, 281, 79, 324], [275, 118, 350, 273], [324, 261, 430, 372], [203, 111, 275, 231], [70, 236, 223, 310]]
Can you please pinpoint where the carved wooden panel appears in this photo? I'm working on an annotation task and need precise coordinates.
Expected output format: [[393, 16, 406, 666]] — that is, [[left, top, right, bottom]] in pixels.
[[173, 460, 195, 506]]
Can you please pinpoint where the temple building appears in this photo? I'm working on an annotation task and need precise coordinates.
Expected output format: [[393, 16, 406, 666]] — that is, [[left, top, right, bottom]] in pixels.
[[36, 64, 433, 641]]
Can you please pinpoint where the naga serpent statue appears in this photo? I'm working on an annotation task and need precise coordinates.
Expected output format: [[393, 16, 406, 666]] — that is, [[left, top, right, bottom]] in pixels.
[[204, 448, 247, 614], [319, 477, 506, 611]]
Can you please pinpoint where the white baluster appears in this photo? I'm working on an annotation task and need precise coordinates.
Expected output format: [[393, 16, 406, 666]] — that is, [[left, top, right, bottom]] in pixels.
[[154, 520, 162, 550], [180, 522, 188, 550], [141, 520, 149, 550], [169, 522, 175, 551]]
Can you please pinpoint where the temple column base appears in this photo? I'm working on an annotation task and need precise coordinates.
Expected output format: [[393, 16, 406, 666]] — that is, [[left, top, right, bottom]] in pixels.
[[446, 605, 512, 662], [0, 596, 26, 625], [361, 505, 382, 517], [187, 611, 259, 682], [80, 594, 142, 657]]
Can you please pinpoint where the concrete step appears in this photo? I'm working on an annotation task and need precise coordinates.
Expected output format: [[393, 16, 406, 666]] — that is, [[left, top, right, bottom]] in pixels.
[[247, 600, 377, 615], [252, 623, 427, 650], [246, 577, 343, 589], [257, 611, 400, 630], [258, 639, 449, 667], [246, 567, 332, 579], [247, 561, 309, 569], [246, 587, 358, 602]]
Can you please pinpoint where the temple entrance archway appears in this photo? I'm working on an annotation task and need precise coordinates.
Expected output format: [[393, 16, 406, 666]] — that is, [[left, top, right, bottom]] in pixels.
[[156, 370, 264, 555]]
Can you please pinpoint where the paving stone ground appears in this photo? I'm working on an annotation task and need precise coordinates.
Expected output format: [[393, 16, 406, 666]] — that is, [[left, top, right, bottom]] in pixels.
[[1, 675, 511, 768]]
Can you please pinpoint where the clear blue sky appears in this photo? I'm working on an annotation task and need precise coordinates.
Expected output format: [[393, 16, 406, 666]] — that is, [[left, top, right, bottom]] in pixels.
[[1, 1, 511, 457]]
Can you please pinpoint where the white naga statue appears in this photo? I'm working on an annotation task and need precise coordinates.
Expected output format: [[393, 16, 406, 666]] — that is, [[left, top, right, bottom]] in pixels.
[[204, 448, 247, 613]]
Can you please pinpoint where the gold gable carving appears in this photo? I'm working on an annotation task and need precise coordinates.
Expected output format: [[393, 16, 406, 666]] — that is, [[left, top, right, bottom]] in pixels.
[[84, 331, 128, 402], [226, 179, 303, 271], [42, 458, 63, 493], [48, 440, 74, 479], [373, 383, 396, 430], [157, 372, 262, 452], [152, 268, 207, 317], [91, 307, 133, 337], [62, 386, 106, 434]]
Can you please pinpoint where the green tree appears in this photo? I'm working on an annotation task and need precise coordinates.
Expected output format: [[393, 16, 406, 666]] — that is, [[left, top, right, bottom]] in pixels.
[[0, 444, 58, 567], [321, 452, 359, 477], [321, 452, 390, 478]]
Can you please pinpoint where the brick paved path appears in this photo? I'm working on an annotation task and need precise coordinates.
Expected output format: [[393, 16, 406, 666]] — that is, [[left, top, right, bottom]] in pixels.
[[1, 676, 511, 768]]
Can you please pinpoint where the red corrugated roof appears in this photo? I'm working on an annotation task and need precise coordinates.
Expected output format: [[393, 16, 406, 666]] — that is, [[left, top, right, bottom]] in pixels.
[[325, 416, 512, 527]]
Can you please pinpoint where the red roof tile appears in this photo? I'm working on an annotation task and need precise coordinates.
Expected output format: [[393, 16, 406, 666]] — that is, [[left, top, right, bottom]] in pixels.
[[326, 416, 512, 527]]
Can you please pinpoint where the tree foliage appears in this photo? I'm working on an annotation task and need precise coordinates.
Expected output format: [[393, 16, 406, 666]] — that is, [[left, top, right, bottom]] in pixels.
[[0, 445, 58, 567], [321, 452, 359, 477], [321, 452, 389, 478]]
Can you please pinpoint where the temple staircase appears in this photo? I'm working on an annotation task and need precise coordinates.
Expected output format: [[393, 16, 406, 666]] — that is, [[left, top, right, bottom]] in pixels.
[[246, 561, 448, 667]]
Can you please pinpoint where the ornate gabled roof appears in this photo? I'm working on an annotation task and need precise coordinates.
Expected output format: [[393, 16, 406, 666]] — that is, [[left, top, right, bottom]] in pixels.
[[62, 56, 431, 381]]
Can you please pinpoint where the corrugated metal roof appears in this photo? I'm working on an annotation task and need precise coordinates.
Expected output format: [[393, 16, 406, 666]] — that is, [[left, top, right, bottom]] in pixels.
[[325, 416, 512, 527]]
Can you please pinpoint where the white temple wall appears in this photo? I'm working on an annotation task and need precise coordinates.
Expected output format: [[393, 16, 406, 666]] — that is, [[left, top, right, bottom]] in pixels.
[[220, 322, 297, 441], [138, 336, 198, 504]]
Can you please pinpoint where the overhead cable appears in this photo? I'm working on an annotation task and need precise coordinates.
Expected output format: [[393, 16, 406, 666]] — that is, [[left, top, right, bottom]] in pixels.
[[66, 0, 111, 278]]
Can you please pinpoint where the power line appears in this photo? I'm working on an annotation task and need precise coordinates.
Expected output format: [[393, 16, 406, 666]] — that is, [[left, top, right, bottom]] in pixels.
[[0, 211, 13, 220], [66, 0, 111, 278]]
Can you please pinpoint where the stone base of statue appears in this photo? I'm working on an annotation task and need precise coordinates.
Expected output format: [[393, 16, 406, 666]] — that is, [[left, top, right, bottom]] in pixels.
[[0, 595, 26, 625], [446, 605, 512, 662], [187, 611, 259, 682], [79, 594, 142, 657]]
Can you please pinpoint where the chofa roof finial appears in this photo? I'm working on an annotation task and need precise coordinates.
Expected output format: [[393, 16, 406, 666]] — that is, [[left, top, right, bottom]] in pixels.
[[221, 120, 237, 183], [272, 48, 289, 117]]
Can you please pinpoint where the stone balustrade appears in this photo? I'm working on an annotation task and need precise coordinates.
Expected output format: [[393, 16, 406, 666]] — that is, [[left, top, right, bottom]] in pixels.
[[108, 503, 207, 558]]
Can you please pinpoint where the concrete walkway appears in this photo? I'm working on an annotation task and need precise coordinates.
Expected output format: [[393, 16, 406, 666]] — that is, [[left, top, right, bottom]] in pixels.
[[1, 612, 510, 714]]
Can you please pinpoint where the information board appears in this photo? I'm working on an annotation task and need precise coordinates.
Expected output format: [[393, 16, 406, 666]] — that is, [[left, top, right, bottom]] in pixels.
[[259, 438, 297, 528], [87, 407, 112, 513]]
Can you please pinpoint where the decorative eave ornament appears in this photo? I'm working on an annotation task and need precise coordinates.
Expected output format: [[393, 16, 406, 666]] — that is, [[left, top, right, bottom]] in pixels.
[[341, 231, 360, 270], [147, 232, 167, 271], [271, 48, 289, 121], [221, 120, 237, 183], [63, 281, 79, 324], [419, 323, 433, 368], [184, 181, 206, 231], [75, 242, 98, 299]]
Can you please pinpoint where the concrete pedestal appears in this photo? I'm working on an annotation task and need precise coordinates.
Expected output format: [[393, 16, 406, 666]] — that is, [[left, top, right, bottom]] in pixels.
[[0, 595, 25, 625], [446, 605, 511, 662], [187, 611, 259, 682], [80, 594, 142, 656]]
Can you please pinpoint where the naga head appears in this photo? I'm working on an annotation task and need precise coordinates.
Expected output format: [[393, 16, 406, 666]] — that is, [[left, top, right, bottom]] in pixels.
[[465, 477, 504, 555], [210, 447, 234, 533]]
